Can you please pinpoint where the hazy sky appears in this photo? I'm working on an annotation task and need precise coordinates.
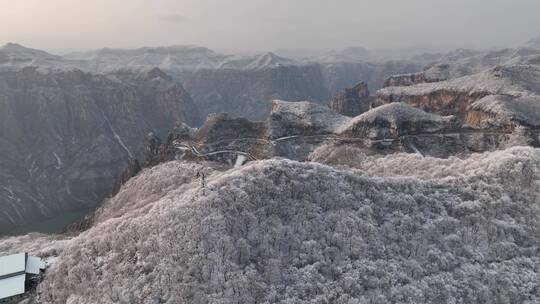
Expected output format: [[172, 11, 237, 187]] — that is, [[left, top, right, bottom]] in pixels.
[[1, 0, 539, 52]]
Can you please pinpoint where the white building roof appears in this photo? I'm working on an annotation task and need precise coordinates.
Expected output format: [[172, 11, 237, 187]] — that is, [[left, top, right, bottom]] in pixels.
[[0, 253, 46, 300], [0, 275, 26, 300], [26, 256, 46, 275], [0, 253, 26, 277]]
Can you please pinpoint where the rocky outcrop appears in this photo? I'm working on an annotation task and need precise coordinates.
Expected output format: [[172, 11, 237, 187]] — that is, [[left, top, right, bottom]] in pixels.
[[328, 82, 371, 116], [0, 67, 200, 232], [110, 159, 142, 197], [383, 72, 442, 87], [143, 124, 195, 167], [139, 92, 540, 172], [400, 47, 540, 84], [338, 103, 458, 139], [376, 88, 492, 119], [195, 113, 267, 144], [135, 100, 352, 170], [375, 65, 540, 121], [370, 62, 540, 156], [268, 100, 350, 138], [467, 94, 540, 128], [334, 103, 495, 157], [320, 61, 423, 96]]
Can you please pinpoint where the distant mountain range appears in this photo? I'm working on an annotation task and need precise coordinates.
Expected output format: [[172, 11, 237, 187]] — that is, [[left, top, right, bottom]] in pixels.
[[1, 38, 540, 232], [1, 37, 540, 303], [0, 42, 426, 120], [0, 43, 427, 73], [0, 42, 423, 232]]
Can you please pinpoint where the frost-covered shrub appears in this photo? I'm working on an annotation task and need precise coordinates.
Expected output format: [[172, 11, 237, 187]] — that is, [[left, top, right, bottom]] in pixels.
[[3, 147, 540, 303]]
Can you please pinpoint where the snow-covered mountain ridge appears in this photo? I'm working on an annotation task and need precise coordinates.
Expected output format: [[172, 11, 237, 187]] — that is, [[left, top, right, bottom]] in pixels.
[[1, 146, 539, 303]]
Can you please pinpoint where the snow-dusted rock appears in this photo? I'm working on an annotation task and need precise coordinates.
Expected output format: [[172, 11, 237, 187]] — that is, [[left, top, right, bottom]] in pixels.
[[468, 94, 540, 128], [0, 43, 64, 72], [338, 102, 457, 139], [328, 81, 372, 117], [268, 100, 351, 139], [376, 65, 540, 122]]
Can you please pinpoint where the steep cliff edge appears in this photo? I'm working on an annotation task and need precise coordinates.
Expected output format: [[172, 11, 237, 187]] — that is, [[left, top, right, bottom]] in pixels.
[[338, 103, 458, 139], [137, 94, 540, 174], [369, 61, 540, 158], [382, 47, 540, 87], [0, 67, 200, 232], [328, 82, 372, 116], [376, 65, 540, 125]]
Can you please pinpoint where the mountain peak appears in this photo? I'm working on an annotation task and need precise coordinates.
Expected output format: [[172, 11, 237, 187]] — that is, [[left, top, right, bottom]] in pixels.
[[249, 52, 296, 69], [1, 42, 58, 59], [1, 42, 34, 52], [3, 42, 24, 49]]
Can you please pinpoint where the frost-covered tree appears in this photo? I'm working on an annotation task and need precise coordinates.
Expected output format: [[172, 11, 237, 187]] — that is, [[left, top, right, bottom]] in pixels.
[[1, 147, 539, 303]]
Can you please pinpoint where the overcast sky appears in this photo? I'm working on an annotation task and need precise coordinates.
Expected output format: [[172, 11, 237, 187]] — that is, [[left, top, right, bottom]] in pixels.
[[1, 0, 539, 53]]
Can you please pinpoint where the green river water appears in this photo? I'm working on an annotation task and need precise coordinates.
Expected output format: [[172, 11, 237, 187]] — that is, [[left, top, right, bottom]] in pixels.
[[2, 209, 91, 236]]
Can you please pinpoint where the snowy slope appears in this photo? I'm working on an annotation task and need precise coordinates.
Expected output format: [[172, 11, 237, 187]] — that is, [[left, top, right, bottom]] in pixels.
[[64, 45, 227, 73], [0, 43, 63, 71], [1, 147, 538, 303], [0, 43, 302, 74], [378, 66, 534, 99], [65, 47, 300, 73], [419, 47, 540, 82]]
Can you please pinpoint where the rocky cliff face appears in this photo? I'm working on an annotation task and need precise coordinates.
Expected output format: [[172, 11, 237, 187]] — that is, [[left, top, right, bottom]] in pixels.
[[0, 67, 199, 232], [370, 60, 540, 158], [1, 43, 428, 125], [115, 60, 540, 178], [183, 64, 331, 121], [383, 72, 441, 87], [319, 61, 423, 95], [140, 92, 540, 173], [337, 103, 458, 139], [181, 60, 422, 122], [328, 82, 371, 116], [268, 100, 350, 138], [139, 100, 351, 169], [385, 47, 540, 86], [378, 65, 534, 110]]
